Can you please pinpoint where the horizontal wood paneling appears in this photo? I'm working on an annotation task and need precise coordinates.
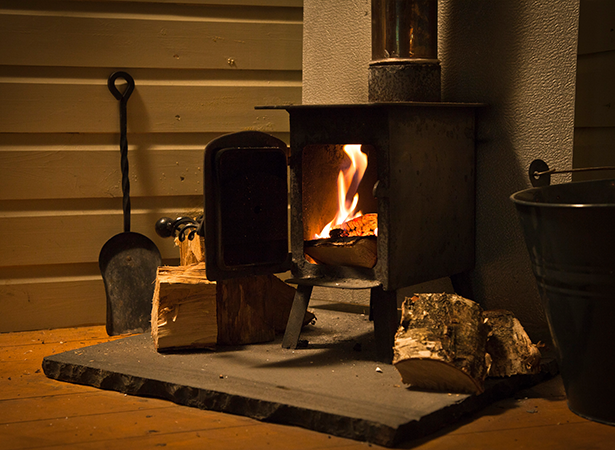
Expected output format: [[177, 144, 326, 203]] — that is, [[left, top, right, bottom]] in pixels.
[[0, 150, 205, 200], [93, 0, 303, 5], [0, 199, 204, 267], [8, 0, 303, 10], [573, 2, 615, 182], [0, 131, 290, 200], [0, 81, 300, 133], [0, 278, 106, 332], [0, 260, 180, 333], [0, 7, 301, 71], [573, 50, 615, 128], [577, 0, 615, 55], [573, 127, 615, 181], [0, 0, 301, 332]]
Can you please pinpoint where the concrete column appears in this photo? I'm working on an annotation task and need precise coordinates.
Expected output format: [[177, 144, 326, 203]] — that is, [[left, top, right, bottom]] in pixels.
[[302, 0, 580, 337]]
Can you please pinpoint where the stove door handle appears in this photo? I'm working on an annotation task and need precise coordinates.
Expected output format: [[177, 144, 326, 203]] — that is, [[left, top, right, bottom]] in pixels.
[[372, 180, 388, 198]]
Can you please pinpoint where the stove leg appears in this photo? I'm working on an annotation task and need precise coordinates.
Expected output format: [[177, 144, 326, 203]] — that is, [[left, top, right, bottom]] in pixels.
[[370, 286, 398, 363], [282, 284, 313, 349]]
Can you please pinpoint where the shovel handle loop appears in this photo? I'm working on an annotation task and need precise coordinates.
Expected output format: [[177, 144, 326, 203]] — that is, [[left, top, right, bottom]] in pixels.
[[108, 71, 135, 101], [108, 71, 135, 232]]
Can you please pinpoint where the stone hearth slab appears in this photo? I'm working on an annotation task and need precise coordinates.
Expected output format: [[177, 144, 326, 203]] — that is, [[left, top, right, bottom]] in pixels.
[[43, 300, 555, 447]]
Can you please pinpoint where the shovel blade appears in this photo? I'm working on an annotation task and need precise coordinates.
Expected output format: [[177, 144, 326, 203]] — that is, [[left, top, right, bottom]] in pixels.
[[99, 232, 162, 336]]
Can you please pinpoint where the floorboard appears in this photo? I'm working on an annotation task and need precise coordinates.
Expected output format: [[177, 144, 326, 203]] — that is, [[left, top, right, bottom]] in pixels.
[[1, 326, 614, 449]]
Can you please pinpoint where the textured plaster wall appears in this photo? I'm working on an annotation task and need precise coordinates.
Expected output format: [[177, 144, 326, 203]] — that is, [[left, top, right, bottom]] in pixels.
[[438, 1, 579, 333], [302, 0, 579, 334], [302, 0, 371, 104]]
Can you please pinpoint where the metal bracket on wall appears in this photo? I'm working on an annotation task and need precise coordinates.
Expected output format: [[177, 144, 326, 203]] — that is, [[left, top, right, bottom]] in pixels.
[[529, 159, 615, 188]]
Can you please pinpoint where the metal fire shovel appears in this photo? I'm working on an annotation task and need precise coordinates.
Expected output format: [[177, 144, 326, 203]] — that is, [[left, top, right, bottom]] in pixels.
[[99, 71, 161, 336]]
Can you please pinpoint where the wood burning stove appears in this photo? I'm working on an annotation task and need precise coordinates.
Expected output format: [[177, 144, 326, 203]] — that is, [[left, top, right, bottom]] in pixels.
[[154, 0, 482, 362], [200, 102, 478, 361]]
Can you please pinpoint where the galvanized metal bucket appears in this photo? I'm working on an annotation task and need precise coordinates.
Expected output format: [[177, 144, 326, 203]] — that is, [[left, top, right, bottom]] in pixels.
[[511, 176, 615, 425]]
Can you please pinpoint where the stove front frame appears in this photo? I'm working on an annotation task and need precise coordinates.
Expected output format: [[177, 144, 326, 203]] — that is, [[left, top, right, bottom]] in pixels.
[[283, 103, 478, 291]]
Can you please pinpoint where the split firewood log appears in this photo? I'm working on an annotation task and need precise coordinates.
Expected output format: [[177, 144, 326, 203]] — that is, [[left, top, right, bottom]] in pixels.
[[175, 235, 205, 266], [152, 237, 315, 350], [484, 310, 541, 377], [393, 293, 489, 394], [151, 263, 217, 352], [216, 274, 315, 345]]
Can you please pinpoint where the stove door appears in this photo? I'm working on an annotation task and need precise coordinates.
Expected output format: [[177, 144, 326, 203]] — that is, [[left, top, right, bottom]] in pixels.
[[204, 131, 291, 280]]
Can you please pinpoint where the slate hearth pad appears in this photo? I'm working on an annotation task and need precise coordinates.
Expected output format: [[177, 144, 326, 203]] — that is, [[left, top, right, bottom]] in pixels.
[[43, 300, 555, 447]]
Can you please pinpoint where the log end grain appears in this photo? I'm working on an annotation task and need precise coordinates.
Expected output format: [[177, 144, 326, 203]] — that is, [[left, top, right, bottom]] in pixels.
[[394, 358, 484, 394], [151, 263, 217, 352]]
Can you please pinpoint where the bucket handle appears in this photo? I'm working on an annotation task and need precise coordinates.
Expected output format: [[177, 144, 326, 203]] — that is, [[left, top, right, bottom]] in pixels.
[[529, 159, 615, 187]]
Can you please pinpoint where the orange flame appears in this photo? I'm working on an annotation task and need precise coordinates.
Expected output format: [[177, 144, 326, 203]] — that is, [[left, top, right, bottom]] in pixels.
[[315, 144, 368, 239]]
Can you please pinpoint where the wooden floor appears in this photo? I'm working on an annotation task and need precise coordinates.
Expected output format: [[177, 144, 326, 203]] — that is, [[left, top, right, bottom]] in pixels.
[[1, 326, 614, 449]]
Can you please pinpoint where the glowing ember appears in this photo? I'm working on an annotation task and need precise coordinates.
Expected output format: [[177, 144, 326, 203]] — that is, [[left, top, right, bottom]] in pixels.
[[315, 144, 368, 239]]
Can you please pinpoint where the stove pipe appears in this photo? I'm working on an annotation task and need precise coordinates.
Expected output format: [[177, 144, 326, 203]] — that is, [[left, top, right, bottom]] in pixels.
[[369, 0, 440, 102]]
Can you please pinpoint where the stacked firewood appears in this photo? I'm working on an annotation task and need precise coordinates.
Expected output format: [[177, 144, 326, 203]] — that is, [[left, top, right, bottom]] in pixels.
[[151, 235, 314, 352], [393, 293, 542, 394]]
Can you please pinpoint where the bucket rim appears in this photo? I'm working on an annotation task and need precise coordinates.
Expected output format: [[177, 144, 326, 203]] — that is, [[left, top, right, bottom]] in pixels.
[[510, 178, 615, 208]]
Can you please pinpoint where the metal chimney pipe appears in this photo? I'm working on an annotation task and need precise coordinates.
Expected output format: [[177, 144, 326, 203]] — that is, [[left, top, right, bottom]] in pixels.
[[369, 0, 441, 102]]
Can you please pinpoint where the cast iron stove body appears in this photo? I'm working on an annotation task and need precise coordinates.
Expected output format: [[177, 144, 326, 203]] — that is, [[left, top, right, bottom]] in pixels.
[[202, 102, 478, 361]]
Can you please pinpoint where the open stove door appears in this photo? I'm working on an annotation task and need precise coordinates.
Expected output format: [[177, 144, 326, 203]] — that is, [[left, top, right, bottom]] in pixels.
[[203, 131, 291, 281]]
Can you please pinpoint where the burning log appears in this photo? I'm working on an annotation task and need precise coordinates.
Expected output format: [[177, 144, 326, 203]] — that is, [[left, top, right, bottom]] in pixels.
[[484, 310, 541, 377], [330, 213, 378, 238], [304, 236, 377, 268], [393, 293, 489, 394], [304, 213, 378, 268]]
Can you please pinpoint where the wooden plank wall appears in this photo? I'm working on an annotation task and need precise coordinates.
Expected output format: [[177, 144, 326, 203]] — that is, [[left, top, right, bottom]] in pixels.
[[0, 0, 302, 332], [573, 0, 615, 180]]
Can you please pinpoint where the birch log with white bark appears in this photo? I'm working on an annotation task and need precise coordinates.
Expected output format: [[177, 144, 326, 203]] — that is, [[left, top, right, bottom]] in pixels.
[[484, 309, 541, 377], [393, 293, 489, 394]]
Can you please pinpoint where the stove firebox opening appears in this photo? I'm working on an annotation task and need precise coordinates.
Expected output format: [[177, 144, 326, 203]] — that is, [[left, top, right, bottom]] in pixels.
[[301, 143, 379, 268]]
